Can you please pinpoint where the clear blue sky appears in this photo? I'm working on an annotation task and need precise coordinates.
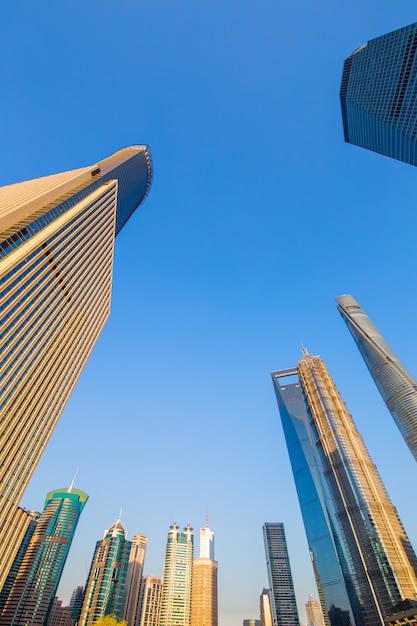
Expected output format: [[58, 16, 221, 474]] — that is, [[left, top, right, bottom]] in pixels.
[[2, 2, 417, 624]]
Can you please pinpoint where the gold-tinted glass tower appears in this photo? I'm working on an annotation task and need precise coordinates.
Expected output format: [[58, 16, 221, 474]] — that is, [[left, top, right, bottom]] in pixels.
[[191, 515, 218, 626], [0, 146, 152, 589]]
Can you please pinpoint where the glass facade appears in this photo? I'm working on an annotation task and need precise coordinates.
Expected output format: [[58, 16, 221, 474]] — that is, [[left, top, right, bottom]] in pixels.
[[272, 373, 358, 626], [79, 519, 131, 625], [336, 295, 417, 462], [160, 523, 194, 626], [263, 522, 300, 626], [340, 22, 417, 165], [272, 353, 417, 626], [0, 146, 152, 589], [0, 487, 88, 626]]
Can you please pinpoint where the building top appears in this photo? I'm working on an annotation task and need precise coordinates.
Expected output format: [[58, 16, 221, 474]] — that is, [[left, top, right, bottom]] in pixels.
[[0, 144, 152, 238]]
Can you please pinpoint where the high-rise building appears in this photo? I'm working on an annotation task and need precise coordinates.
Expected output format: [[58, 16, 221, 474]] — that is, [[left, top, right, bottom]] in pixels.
[[122, 533, 148, 626], [160, 522, 194, 626], [263, 523, 299, 626], [69, 586, 84, 625], [243, 621, 261, 626], [306, 596, 325, 626], [336, 294, 417, 462], [0, 145, 152, 587], [191, 516, 218, 626], [340, 22, 417, 166], [79, 518, 131, 625], [137, 575, 162, 626], [272, 351, 417, 626], [47, 597, 74, 626], [0, 487, 88, 626], [260, 588, 273, 626]]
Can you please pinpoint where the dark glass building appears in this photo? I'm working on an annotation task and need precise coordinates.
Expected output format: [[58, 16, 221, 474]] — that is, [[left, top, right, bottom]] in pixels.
[[336, 294, 417, 462], [340, 22, 417, 165], [272, 351, 417, 626], [263, 523, 300, 626]]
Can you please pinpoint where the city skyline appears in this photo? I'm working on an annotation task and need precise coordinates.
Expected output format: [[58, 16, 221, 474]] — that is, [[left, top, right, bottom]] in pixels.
[[2, 3, 417, 626]]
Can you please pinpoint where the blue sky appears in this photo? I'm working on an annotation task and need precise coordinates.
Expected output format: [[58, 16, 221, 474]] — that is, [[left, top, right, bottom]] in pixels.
[[2, 1, 417, 624]]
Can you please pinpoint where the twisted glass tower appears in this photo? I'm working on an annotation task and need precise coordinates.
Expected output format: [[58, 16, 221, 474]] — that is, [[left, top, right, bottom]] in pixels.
[[272, 352, 417, 626], [0, 146, 152, 588], [340, 22, 417, 165], [336, 295, 417, 462]]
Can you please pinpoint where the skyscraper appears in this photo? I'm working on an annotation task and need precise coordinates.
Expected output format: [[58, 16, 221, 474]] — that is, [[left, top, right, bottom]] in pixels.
[[137, 575, 162, 626], [122, 533, 148, 626], [272, 351, 417, 626], [0, 145, 152, 587], [69, 586, 85, 625], [336, 294, 417, 462], [79, 518, 131, 625], [191, 516, 218, 626], [263, 523, 300, 626], [340, 22, 417, 165], [260, 588, 273, 626], [159, 522, 194, 626], [0, 486, 88, 626]]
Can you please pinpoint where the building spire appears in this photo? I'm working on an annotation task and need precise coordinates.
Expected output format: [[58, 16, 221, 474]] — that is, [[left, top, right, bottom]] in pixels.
[[68, 466, 79, 493], [205, 502, 209, 528]]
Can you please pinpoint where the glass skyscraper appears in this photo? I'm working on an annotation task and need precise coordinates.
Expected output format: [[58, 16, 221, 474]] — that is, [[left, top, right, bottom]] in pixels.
[[160, 522, 194, 626], [340, 22, 417, 165], [0, 487, 88, 626], [263, 523, 300, 626], [0, 145, 152, 588], [272, 351, 417, 626], [79, 518, 131, 625], [336, 294, 417, 462]]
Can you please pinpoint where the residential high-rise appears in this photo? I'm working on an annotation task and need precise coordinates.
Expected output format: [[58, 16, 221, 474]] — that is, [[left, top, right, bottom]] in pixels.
[[191, 516, 218, 626], [47, 597, 74, 626], [306, 596, 325, 626], [69, 586, 84, 625], [79, 518, 131, 625], [340, 22, 417, 165], [0, 145, 152, 588], [263, 523, 299, 626], [272, 351, 417, 626], [336, 294, 417, 462], [260, 589, 273, 626], [243, 621, 261, 626], [159, 522, 194, 626], [122, 533, 148, 626], [137, 575, 162, 626], [0, 487, 88, 626]]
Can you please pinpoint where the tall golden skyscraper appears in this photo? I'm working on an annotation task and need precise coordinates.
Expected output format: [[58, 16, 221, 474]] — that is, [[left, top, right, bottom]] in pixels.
[[0, 146, 152, 589], [191, 515, 218, 626], [272, 351, 417, 626]]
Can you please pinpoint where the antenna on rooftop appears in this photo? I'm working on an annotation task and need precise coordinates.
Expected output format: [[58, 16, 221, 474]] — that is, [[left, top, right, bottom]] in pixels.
[[68, 466, 79, 492]]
